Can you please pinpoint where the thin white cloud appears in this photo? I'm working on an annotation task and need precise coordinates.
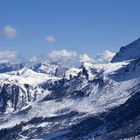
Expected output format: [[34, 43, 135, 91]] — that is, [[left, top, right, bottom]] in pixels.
[[48, 49, 79, 67], [92, 50, 115, 64], [29, 56, 38, 62], [1, 25, 18, 39], [0, 51, 18, 63], [47, 49, 115, 67], [79, 54, 91, 63], [44, 35, 56, 43], [48, 49, 77, 59], [28, 50, 115, 68]]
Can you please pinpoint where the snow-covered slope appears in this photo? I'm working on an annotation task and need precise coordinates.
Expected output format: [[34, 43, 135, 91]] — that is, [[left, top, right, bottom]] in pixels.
[[0, 68, 60, 114], [64, 68, 81, 79], [112, 37, 140, 62], [7, 67, 59, 85]]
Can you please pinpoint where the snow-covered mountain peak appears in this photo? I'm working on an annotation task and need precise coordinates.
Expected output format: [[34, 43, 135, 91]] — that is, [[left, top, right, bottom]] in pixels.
[[112, 37, 140, 62], [82, 62, 93, 69], [10, 67, 34, 76], [2, 67, 60, 85], [31, 59, 60, 76]]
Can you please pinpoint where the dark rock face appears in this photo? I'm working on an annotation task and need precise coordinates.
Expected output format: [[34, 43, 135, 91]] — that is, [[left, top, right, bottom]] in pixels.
[[0, 84, 20, 113], [0, 83, 44, 114], [102, 91, 140, 139]]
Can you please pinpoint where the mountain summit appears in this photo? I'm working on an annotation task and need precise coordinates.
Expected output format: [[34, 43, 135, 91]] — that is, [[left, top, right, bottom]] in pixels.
[[112, 37, 140, 62]]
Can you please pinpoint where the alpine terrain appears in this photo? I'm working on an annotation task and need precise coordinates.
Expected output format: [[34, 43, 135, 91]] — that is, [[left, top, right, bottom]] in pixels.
[[1, 38, 140, 140]]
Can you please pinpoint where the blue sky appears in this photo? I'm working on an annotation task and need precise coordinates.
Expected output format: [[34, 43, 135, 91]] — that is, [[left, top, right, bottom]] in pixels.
[[0, 0, 140, 60]]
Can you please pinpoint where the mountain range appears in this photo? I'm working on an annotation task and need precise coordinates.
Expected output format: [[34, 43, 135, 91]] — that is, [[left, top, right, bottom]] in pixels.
[[0, 38, 140, 139]]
